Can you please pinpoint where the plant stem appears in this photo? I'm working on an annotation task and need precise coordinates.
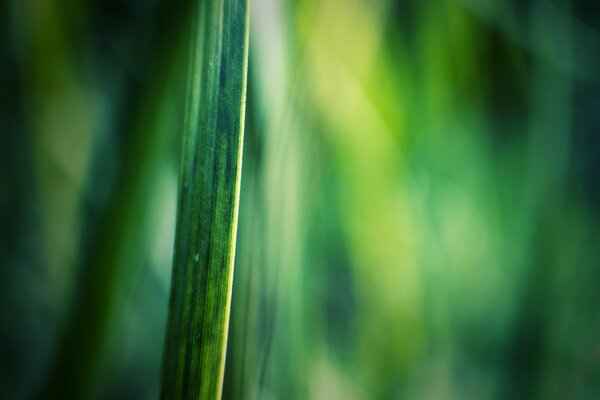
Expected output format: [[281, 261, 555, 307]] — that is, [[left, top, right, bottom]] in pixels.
[[160, 0, 249, 398]]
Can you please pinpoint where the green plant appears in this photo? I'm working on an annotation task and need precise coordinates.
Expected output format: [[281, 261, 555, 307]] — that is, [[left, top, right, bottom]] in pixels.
[[160, 0, 249, 398]]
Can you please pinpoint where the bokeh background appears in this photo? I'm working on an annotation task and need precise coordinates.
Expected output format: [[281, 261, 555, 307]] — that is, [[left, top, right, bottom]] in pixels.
[[2, 0, 600, 398]]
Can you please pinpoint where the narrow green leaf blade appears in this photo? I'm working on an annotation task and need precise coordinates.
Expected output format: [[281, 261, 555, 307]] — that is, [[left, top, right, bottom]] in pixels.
[[160, 0, 249, 398]]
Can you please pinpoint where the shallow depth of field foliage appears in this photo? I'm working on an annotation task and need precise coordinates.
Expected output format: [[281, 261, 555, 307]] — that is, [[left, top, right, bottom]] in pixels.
[[2, 0, 600, 398]]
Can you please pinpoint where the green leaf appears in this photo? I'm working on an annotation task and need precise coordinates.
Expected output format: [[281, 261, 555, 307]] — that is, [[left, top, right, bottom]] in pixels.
[[160, 0, 249, 398]]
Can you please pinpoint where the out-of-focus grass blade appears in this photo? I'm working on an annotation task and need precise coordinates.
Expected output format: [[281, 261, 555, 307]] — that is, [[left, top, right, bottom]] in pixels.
[[160, 0, 249, 398]]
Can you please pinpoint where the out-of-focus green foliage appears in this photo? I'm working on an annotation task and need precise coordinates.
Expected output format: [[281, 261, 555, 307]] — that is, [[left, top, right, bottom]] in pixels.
[[2, 0, 190, 398], [2, 0, 600, 399], [225, 0, 600, 398]]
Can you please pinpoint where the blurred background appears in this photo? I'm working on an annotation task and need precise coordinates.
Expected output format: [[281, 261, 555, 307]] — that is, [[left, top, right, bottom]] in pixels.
[[2, 0, 600, 398]]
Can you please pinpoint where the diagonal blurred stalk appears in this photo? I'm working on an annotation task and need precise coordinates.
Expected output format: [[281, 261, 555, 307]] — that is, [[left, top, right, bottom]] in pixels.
[[42, 0, 194, 398], [160, 0, 249, 398]]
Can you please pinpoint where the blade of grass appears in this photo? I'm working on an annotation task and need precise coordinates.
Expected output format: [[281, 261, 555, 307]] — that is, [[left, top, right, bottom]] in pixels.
[[160, 0, 249, 398]]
